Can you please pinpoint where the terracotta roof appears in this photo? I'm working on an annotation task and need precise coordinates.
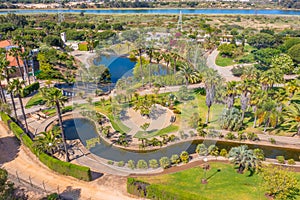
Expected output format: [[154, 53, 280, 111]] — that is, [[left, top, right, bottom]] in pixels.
[[6, 54, 24, 67], [0, 40, 12, 48]]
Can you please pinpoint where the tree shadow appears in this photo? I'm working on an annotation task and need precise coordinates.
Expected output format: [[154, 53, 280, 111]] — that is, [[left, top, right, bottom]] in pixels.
[[60, 186, 81, 200], [0, 136, 20, 165], [90, 171, 104, 181]]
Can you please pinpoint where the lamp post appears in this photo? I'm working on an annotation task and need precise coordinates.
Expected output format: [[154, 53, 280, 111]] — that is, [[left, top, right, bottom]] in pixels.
[[202, 157, 209, 184]]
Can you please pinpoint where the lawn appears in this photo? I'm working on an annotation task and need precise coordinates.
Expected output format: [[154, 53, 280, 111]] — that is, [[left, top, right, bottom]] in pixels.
[[25, 92, 45, 108], [216, 55, 235, 67], [134, 124, 179, 139], [135, 162, 300, 200], [216, 44, 256, 67]]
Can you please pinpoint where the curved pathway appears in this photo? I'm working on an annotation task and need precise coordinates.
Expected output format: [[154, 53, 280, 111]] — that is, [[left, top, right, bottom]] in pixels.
[[207, 49, 249, 82]]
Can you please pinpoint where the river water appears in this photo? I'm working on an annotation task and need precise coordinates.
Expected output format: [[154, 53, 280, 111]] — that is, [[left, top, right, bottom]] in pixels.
[[64, 118, 300, 162], [1, 9, 300, 15]]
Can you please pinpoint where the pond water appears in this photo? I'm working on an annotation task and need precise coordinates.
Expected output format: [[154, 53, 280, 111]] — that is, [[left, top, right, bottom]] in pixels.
[[1, 9, 300, 16], [64, 118, 300, 162], [93, 55, 136, 83]]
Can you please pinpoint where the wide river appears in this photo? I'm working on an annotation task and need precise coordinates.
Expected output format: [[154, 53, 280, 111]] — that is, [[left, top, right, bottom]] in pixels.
[[1, 9, 300, 15]]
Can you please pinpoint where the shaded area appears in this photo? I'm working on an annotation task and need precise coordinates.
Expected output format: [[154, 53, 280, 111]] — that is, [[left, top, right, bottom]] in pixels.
[[60, 186, 81, 200], [0, 136, 20, 165]]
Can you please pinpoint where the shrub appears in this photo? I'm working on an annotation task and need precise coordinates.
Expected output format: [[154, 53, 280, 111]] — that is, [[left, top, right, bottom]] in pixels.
[[276, 156, 285, 164], [225, 132, 237, 140], [247, 132, 259, 141], [220, 149, 228, 157], [287, 159, 296, 165], [196, 143, 208, 155], [170, 154, 180, 164], [148, 159, 159, 169], [137, 160, 148, 169], [208, 145, 219, 157], [254, 148, 265, 161], [231, 65, 244, 77], [269, 138, 276, 144], [180, 151, 189, 163], [127, 160, 135, 169], [219, 108, 243, 131], [237, 132, 247, 141], [127, 178, 149, 198], [78, 42, 88, 51], [107, 160, 114, 165], [21, 82, 40, 97], [117, 161, 125, 167], [159, 157, 171, 169]]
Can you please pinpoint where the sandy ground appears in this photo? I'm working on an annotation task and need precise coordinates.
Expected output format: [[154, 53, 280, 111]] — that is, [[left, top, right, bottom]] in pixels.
[[0, 122, 138, 200]]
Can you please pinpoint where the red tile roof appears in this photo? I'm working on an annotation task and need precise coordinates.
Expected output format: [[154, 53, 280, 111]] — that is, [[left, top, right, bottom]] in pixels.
[[0, 40, 24, 67], [0, 40, 12, 48]]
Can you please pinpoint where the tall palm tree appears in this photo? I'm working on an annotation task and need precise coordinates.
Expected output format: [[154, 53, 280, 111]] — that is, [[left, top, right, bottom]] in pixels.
[[225, 81, 237, 109], [285, 80, 299, 105], [257, 99, 278, 133], [0, 57, 8, 103], [40, 87, 69, 162], [162, 52, 171, 74], [33, 129, 63, 156], [228, 145, 260, 174], [249, 89, 267, 128], [282, 103, 300, 136], [20, 50, 31, 85], [9, 47, 25, 83], [7, 79, 29, 134], [237, 80, 253, 123], [241, 66, 258, 81], [203, 68, 222, 124], [176, 63, 201, 87], [3, 62, 17, 120]]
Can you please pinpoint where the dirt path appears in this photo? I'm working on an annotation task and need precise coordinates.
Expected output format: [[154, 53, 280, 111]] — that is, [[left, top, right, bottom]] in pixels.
[[0, 122, 138, 200]]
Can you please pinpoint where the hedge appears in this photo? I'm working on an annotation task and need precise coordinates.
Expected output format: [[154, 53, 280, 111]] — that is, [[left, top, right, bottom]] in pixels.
[[78, 43, 88, 51], [21, 82, 40, 97], [0, 112, 92, 181], [127, 178, 206, 200]]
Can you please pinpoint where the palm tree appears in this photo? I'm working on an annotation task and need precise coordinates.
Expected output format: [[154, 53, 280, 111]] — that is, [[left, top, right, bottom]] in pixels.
[[9, 47, 25, 83], [20, 50, 31, 84], [228, 145, 260, 174], [259, 68, 284, 90], [40, 87, 69, 161], [203, 68, 222, 124], [225, 81, 237, 109], [285, 80, 299, 105], [257, 99, 278, 133], [241, 66, 258, 81], [7, 79, 29, 134], [162, 52, 172, 74], [176, 63, 201, 87], [249, 89, 267, 128], [0, 57, 7, 103], [33, 129, 63, 156], [282, 103, 300, 136], [0, 55, 18, 119], [237, 80, 254, 123], [0, 101, 11, 115]]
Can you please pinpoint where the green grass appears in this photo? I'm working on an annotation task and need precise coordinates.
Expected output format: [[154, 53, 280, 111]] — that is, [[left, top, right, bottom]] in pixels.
[[134, 124, 179, 139], [25, 92, 45, 108], [216, 55, 235, 67], [137, 162, 300, 200], [42, 106, 73, 117], [108, 114, 131, 133]]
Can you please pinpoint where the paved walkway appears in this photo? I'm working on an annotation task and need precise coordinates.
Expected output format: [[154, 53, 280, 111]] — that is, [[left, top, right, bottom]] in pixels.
[[206, 49, 251, 82]]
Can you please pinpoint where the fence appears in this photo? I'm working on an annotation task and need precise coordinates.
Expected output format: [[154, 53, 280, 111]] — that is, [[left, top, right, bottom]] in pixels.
[[5, 168, 87, 199]]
